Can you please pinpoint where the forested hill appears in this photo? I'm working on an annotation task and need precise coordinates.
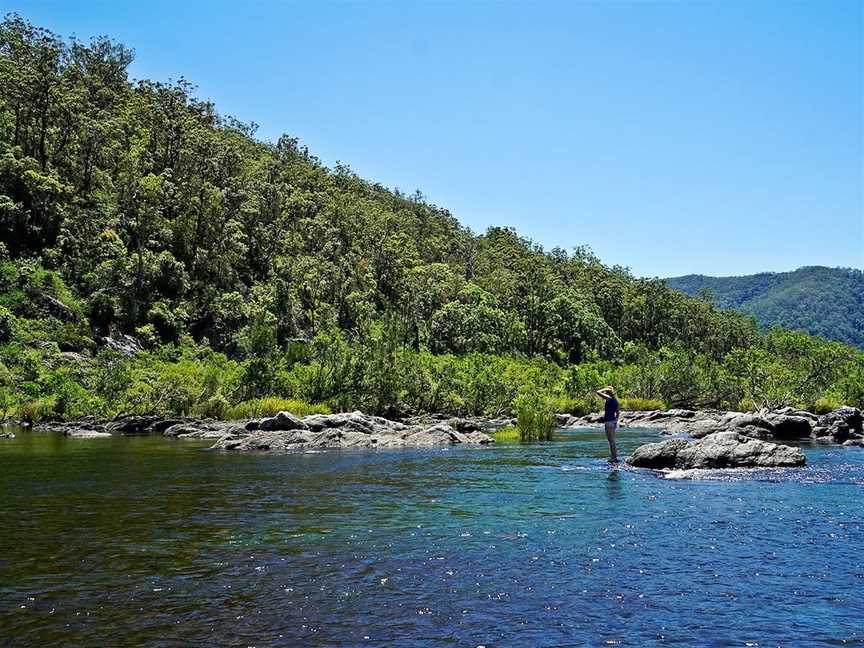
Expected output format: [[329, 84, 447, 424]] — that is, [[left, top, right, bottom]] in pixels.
[[666, 267, 864, 349], [0, 13, 757, 363], [1, 14, 862, 421]]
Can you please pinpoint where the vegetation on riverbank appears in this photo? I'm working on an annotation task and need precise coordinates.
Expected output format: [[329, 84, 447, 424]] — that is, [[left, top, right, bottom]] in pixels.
[[1, 15, 862, 424], [667, 267, 864, 349]]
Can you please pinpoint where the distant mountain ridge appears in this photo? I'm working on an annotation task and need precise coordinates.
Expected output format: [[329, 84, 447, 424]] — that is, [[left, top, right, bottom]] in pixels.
[[666, 266, 864, 349]]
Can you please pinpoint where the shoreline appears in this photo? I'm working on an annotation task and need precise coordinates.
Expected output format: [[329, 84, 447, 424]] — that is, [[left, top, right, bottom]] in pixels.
[[5, 406, 861, 455]]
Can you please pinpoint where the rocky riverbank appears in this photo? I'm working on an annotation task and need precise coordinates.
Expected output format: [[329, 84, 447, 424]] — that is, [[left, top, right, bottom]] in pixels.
[[34, 411, 497, 450], [564, 406, 863, 446]]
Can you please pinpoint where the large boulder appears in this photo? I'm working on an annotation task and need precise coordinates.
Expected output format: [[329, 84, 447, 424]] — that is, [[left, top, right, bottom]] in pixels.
[[35, 293, 79, 322], [628, 431, 806, 470], [257, 411, 309, 432], [765, 413, 812, 439], [718, 412, 775, 439], [95, 334, 144, 357], [105, 415, 162, 435], [817, 407, 863, 433]]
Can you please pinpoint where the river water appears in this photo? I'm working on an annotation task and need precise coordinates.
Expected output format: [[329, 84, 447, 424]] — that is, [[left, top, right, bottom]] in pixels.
[[0, 425, 862, 646]]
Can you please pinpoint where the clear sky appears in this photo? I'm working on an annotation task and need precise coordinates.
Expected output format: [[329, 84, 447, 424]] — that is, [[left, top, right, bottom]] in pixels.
[[4, 0, 862, 277]]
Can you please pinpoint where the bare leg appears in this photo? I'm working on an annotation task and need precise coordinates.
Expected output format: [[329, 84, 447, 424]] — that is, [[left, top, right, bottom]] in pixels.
[[604, 423, 619, 462]]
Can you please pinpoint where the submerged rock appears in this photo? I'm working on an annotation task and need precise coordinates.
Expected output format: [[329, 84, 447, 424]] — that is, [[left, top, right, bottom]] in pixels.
[[627, 431, 806, 470], [65, 429, 112, 438]]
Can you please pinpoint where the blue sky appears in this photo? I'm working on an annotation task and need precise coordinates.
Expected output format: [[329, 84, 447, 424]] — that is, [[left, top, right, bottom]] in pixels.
[[4, 0, 862, 277]]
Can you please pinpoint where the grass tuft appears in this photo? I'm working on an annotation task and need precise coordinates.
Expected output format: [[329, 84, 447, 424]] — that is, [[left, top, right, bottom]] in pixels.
[[224, 397, 331, 420]]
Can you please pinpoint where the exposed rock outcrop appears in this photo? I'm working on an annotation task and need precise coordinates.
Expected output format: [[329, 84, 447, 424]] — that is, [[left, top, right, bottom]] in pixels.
[[95, 334, 144, 357], [565, 406, 862, 446], [211, 410, 494, 452], [627, 431, 806, 470], [812, 407, 863, 443]]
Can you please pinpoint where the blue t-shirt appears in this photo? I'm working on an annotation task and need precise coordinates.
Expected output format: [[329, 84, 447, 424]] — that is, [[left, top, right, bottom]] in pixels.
[[604, 397, 619, 423]]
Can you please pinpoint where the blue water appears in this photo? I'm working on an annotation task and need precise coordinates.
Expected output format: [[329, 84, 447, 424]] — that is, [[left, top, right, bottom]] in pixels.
[[1, 425, 862, 646]]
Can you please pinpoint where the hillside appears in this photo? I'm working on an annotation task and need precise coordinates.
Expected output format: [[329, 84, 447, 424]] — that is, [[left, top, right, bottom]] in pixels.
[[0, 13, 862, 420], [666, 267, 864, 349]]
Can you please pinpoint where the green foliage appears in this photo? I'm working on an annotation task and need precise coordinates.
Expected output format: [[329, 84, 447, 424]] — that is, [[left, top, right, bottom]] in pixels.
[[812, 397, 841, 415], [0, 305, 12, 342], [550, 395, 596, 416], [668, 267, 864, 349], [0, 15, 860, 425], [513, 390, 555, 441], [491, 425, 520, 442], [224, 398, 331, 420], [620, 397, 667, 411]]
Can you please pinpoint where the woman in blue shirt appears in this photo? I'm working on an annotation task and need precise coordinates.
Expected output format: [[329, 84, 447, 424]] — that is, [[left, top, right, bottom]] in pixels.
[[596, 386, 620, 463]]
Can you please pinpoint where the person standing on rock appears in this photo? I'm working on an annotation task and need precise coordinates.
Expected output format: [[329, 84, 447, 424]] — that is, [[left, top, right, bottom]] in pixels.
[[596, 386, 620, 463]]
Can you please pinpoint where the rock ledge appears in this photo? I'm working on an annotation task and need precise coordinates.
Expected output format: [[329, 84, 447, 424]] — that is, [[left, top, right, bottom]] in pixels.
[[627, 431, 806, 470]]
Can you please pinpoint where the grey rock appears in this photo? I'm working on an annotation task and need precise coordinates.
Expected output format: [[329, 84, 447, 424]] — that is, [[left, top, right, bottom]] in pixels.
[[212, 412, 494, 452], [150, 419, 187, 434], [765, 414, 812, 439], [816, 407, 863, 434], [105, 415, 162, 435], [257, 411, 309, 431], [35, 293, 79, 322], [0, 432, 15, 439], [59, 351, 91, 364], [65, 429, 112, 438], [687, 419, 722, 439], [628, 431, 806, 470], [95, 334, 144, 357]]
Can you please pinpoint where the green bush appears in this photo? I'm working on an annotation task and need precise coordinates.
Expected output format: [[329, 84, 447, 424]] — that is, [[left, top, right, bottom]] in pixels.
[[0, 306, 12, 343], [513, 391, 554, 441], [813, 397, 841, 415], [193, 394, 231, 419], [550, 395, 595, 416]]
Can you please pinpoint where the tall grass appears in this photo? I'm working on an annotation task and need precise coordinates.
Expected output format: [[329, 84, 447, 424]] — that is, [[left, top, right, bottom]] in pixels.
[[491, 425, 520, 442], [224, 397, 331, 420], [14, 397, 57, 422], [619, 397, 666, 412], [513, 391, 554, 441]]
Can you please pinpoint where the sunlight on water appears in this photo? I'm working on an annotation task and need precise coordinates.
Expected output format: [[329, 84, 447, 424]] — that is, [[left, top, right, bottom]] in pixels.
[[0, 426, 862, 646]]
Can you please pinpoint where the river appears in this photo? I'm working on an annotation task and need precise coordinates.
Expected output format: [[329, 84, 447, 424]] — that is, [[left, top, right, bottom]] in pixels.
[[1, 425, 862, 646]]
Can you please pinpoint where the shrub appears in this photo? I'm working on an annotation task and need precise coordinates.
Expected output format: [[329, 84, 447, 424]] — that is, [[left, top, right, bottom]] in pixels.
[[224, 397, 331, 420], [738, 397, 757, 412], [0, 306, 12, 343], [513, 391, 554, 441], [15, 397, 57, 422], [550, 395, 596, 416], [813, 397, 841, 415], [620, 397, 666, 411], [193, 394, 230, 419]]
